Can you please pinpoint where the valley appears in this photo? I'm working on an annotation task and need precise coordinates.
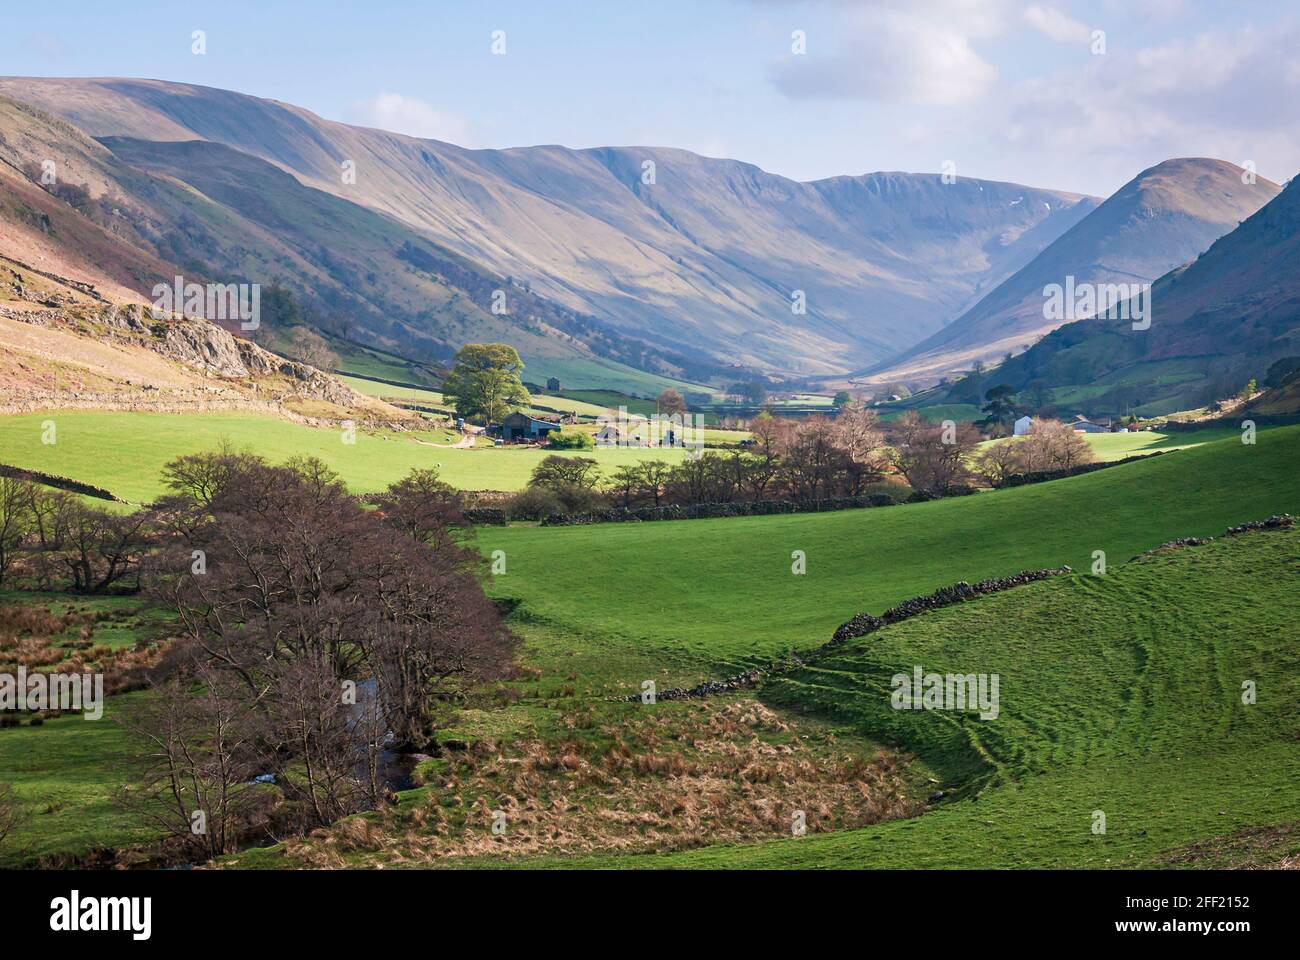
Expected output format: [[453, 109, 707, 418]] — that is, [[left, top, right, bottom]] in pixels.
[[2, 5, 1299, 914]]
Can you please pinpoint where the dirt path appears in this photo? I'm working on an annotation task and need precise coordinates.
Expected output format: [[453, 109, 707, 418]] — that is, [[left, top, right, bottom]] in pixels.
[[412, 425, 481, 449]]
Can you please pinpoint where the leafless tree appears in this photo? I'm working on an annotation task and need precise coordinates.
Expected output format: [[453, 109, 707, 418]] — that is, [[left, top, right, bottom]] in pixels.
[[289, 326, 340, 373], [0, 782, 24, 853], [1019, 419, 1096, 472], [141, 454, 515, 844], [889, 412, 981, 496], [636, 460, 673, 506], [973, 438, 1024, 488], [778, 416, 842, 500], [371, 466, 470, 549], [833, 401, 888, 495], [0, 477, 34, 589], [119, 662, 267, 861]]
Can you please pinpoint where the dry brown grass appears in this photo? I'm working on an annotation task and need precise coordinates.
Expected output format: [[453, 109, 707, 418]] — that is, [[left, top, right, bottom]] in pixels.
[[272, 698, 922, 868], [0, 599, 160, 686], [1160, 821, 1300, 870]]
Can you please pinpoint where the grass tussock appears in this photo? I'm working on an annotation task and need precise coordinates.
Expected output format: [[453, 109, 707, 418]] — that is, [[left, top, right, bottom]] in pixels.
[[269, 698, 921, 867]]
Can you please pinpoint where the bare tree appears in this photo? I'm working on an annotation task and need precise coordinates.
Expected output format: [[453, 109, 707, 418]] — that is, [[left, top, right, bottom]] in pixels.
[[0, 477, 34, 589], [834, 401, 888, 495], [371, 466, 470, 550], [657, 388, 688, 418], [778, 416, 842, 500], [144, 451, 515, 818], [973, 438, 1024, 488], [289, 326, 340, 373], [636, 461, 673, 507], [1019, 419, 1096, 472], [0, 782, 24, 853], [119, 663, 266, 861], [889, 412, 981, 496], [45, 499, 151, 594]]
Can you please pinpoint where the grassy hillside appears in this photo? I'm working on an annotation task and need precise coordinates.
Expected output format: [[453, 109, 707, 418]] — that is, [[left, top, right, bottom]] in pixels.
[[557, 522, 1300, 867], [868, 159, 1277, 387], [479, 427, 1300, 678], [0, 411, 690, 501], [984, 175, 1300, 417]]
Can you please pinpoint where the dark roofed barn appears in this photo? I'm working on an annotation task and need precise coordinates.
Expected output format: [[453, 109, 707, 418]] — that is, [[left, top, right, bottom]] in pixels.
[[494, 411, 562, 441]]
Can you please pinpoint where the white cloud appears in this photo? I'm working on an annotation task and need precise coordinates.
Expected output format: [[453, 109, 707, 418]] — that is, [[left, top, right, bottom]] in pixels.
[[769, 1, 1006, 105], [348, 93, 470, 144], [989, 23, 1300, 190], [1023, 4, 1091, 44]]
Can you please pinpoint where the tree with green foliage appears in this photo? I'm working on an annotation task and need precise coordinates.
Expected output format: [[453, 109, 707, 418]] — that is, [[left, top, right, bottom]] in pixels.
[[547, 430, 594, 450], [980, 384, 1018, 436], [727, 380, 769, 404], [1240, 378, 1258, 402], [441, 343, 530, 427], [528, 455, 601, 491], [832, 390, 852, 408]]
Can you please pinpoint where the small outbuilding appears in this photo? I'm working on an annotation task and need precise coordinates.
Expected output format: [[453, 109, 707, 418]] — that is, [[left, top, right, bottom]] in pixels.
[[1071, 415, 1111, 434], [494, 411, 561, 441], [1013, 415, 1033, 436], [546, 377, 561, 391]]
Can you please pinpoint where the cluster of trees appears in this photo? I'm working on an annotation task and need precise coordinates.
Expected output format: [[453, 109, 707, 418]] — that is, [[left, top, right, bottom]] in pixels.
[[973, 419, 1095, 487], [502, 405, 1103, 517], [507, 404, 898, 518], [121, 451, 514, 858], [724, 380, 768, 404], [0, 476, 150, 594]]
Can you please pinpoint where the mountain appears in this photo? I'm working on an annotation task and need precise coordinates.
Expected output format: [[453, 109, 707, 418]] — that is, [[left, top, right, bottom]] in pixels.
[[0, 91, 712, 396], [857, 158, 1279, 390], [970, 171, 1300, 417], [0, 77, 1098, 378]]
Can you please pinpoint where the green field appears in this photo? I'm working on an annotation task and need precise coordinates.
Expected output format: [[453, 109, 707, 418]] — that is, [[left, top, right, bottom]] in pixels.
[[478, 427, 1300, 679], [519, 356, 717, 398], [6, 422, 1296, 870], [337, 375, 451, 407], [0, 694, 155, 867], [0, 412, 691, 501], [339, 376, 616, 421], [972, 425, 1244, 462], [878, 403, 981, 424], [556, 523, 1300, 867]]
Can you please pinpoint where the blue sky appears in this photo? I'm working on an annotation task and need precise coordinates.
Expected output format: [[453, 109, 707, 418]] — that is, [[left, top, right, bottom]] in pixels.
[[7, 0, 1298, 195]]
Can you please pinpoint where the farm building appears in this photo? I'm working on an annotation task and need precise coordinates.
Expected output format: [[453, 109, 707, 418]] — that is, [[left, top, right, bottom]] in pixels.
[[1013, 415, 1033, 436], [494, 411, 562, 441], [595, 417, 649, 446], [546, 377, 561, 391], [595, 422, 625, 446], [1071, 415, 1111, 434]]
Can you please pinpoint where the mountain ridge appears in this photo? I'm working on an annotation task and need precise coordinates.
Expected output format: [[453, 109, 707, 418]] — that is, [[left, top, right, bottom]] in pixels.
[[0, 76, 1099, 377], [854, 157, 1279, 391]]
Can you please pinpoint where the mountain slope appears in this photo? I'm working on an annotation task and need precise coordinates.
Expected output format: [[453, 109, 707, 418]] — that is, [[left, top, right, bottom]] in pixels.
[[861, 158, 1279, 389], [981, 172, 1300, 416], [0, 77, 1099, 376], [0, 93, 710, 392]]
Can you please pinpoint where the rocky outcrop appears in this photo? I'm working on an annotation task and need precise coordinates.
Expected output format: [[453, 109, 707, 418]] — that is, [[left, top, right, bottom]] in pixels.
[[100, 307, 359, 406]]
